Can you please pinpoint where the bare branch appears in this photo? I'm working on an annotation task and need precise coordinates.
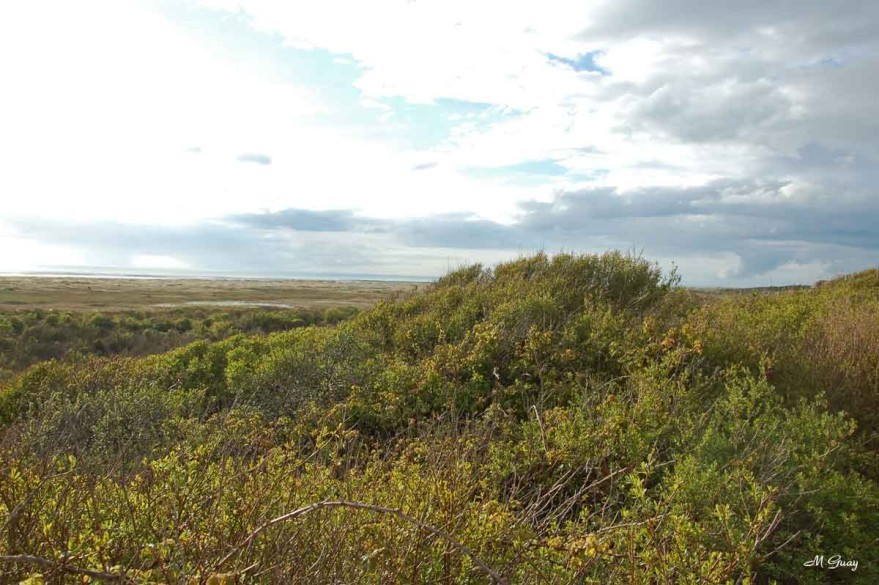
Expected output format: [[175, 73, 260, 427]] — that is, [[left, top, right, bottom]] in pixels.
[[215, 499, 509, 584], [0, 554, 123, 582]]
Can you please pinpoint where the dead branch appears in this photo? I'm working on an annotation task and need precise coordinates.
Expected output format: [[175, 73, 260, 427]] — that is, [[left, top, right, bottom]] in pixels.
[[0, 554, 123, 582], [215, 499, 509, 584]]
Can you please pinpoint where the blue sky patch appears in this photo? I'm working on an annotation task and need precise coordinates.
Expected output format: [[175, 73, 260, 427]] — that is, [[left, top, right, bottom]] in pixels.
[[546, 51, 608, 75], [463, 159, 568, 185]]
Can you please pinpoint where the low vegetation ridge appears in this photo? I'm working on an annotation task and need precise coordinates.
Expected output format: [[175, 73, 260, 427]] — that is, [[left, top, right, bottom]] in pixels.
[[0, 306, 359, 383], [1, 252, 877, 583]]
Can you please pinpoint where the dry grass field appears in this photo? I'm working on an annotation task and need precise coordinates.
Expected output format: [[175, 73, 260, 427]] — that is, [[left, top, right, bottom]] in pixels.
[[0, 276, 420, 312]]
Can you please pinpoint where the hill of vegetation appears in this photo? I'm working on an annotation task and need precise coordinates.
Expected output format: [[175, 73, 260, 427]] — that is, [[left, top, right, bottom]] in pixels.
[[1, 253, 877, 583]]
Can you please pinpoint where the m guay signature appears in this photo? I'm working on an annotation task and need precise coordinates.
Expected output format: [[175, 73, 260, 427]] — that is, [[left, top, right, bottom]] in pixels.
[[804, 555, 858, 571]]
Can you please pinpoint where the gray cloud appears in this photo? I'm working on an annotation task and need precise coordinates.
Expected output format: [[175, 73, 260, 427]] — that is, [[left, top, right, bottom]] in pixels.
[[581, 1, 879, 49], [229, 209, 534, 250], [514, 181, 879, 278], [232, 209, 366, 232], [11, 176, 878, 285], [395, 214, 533, 250], [12, 220, 291, 273], [628, 79, 793, 143], [237, 153, 272, 165], [568, 0, 879, 165]]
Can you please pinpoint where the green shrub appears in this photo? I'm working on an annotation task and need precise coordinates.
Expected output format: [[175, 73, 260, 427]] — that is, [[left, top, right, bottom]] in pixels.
[[1, 253, 877, 584]]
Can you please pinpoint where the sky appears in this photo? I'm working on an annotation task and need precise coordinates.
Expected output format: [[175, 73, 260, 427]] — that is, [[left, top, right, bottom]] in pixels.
[[1, 1, 877, 285]]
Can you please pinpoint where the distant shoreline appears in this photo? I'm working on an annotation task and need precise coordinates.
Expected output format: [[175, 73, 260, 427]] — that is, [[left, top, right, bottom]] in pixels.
[[0, 272, 817, 290], [0, 271, 434, 283]]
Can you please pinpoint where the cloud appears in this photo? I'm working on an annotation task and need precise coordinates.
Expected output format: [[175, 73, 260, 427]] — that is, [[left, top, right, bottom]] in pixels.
[[232, 209, 365, 232], [229, 209, 524, 248], [513, 181, 879, 279], [4, 215, 511, 279], [9, 174, 878, 285], [395, 214, 530, 250], [2, 0, 878, 285], [237, 153, 272, 165]]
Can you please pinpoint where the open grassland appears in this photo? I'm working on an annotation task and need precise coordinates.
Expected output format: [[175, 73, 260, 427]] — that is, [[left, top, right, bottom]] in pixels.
[[0, 276, 418, 312], [1, 254, 878, 583]]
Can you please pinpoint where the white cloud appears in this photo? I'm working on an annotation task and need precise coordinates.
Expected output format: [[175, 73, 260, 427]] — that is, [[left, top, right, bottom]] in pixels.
[[132, 254, 190, 270], [1, 0, 877, 283], [0, 223, 85, 271]]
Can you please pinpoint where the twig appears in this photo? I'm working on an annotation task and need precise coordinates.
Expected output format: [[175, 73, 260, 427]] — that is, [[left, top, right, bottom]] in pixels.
[[0, 554, 123, 582], [531, 405, 548, 453], [762, 530, 801, 560], [592, 513, 671, 536], [215, 499, 508, 584]]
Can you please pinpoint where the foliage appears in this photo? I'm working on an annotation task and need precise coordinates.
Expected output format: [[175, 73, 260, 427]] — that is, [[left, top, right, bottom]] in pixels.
[[0, 253, 877, 583], [0, 306, 358, 381]]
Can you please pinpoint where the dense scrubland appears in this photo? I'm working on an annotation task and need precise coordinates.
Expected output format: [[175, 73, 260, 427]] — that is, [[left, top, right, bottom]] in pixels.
[[1, 253, 877, 583], [0, 306, 358, 383]]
